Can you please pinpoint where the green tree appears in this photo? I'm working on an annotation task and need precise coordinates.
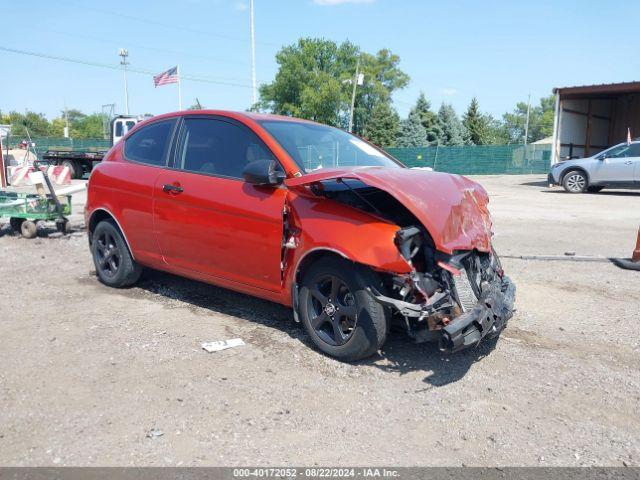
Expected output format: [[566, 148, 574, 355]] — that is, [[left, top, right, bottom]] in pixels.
[[396, 109, 428, 147], [502, 95, 555, 144], [412, 91, 442, 144], [437, 103, 466, 146], [258, 38, 409, 134], [1, 110, 51, 137], [363, 102, 399, 147], [463, 97, 496, 145]]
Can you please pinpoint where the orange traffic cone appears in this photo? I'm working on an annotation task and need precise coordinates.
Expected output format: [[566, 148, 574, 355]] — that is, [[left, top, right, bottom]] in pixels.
[[632, 226, 640, 263]]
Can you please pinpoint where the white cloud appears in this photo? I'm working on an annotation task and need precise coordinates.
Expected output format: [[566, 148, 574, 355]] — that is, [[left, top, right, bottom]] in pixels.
[[440, 88, 457, 96], [313, 0, 375, 5]]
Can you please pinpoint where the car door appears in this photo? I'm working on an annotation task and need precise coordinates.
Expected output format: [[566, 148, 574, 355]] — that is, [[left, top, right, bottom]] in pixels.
[[153, 116, 286, 292], [115, 118, 177, 264], [592, 144, 636, 183], [628, 143, 640, 183]]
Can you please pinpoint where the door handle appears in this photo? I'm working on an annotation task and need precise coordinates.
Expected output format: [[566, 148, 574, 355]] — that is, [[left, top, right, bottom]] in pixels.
[[624, 161, 633, 165], [162, 183, 184, 194]]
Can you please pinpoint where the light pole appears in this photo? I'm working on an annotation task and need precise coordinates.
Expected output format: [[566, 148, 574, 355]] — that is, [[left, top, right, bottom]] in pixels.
[[347, 57, 363, 133], [524, 93, 531, 146], [250, 0, 257, 106], [119, 48, 130, 115]]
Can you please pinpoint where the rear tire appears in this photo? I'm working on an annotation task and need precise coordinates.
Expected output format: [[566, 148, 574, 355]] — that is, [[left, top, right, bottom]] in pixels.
[[91, 219, 141, 288], [298, 256, 388, 361], [562, 170, 588, 193]]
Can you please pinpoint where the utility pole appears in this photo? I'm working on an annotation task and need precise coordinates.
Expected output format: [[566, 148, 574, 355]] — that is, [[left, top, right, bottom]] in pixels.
[[348, 57, 361, 133], [63, 102, 69, 138], [119, 48, 130, 115], [250, 0, 257, 106], [524, 93, 531, 146]]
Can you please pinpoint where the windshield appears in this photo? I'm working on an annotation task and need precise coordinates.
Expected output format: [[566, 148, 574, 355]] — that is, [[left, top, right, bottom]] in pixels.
[[258, 120, 403, 173]]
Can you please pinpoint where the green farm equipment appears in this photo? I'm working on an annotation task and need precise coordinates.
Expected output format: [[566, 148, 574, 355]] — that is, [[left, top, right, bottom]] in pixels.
[[0, 172, 72, 238]]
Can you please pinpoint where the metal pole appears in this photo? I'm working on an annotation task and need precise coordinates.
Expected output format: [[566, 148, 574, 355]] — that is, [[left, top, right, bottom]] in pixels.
[[119, 49, 130, 115], [177, 65, 183, 110], [523, 93, 531, 146], [250, 0, 257, 105], [348, 57, 360, 133], [550, 92, 560, 165], [0, 133, 6, 189]]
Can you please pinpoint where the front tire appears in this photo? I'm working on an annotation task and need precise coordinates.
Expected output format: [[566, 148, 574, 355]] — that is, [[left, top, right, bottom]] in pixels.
[[562, 170, 588, 193], [91, 219, 141, 288], [298, 256, 388, 361]]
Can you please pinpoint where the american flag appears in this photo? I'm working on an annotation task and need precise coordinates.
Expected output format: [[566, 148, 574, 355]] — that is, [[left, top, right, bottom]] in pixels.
[[153, 66, 179, 87]]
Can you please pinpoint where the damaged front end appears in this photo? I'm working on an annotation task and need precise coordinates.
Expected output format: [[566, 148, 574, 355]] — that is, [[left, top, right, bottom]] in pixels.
[[285, 168, 516, 352], [370, 226, 515, 352]]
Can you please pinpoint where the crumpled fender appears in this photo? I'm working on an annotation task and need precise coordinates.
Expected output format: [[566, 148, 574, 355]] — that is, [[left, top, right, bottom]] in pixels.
[[286, 167, 493, 254], [282, 191, 412, 296]]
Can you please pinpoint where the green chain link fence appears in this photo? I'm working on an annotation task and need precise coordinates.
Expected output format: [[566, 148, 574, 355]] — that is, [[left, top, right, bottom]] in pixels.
[[385, 144, 551, 175], [6, 135, 551, 175]]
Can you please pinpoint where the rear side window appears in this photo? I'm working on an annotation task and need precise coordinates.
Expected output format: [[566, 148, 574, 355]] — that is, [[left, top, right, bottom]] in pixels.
[[177, 118, 276, 179], [628, 143, 640, 156], [124, 119, 175, 166]]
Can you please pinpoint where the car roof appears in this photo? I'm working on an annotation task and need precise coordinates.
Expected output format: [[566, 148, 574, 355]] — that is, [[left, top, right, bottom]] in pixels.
[[145, 110, 320, 125]]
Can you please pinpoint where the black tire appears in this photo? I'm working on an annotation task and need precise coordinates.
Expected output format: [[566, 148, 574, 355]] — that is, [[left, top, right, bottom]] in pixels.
[[587, 186, 604, 193], [562, 170, 588, 193], [20, 220, 37, 239], [9, 217, 25, 233], [298, 256, 388, 361], [61, 160, 78, 179], [91, 219, 142, 288], [56, 218, 71, 234]]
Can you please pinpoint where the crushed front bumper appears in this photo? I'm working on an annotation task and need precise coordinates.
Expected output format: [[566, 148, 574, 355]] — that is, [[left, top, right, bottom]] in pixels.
[[439, 275, 516, 352]]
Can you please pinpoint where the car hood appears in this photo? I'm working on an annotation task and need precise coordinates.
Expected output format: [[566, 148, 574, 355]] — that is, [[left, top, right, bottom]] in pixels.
[[286, 167, 493, 254]]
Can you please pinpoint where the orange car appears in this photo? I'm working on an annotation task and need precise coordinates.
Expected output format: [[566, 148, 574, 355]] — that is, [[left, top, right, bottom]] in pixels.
[[85, 110, 515, 361]]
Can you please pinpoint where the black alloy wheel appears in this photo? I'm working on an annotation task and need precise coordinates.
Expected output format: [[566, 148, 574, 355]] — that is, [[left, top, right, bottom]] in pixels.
[[95, 229, 122, 279], [306, 274, 358, 346]]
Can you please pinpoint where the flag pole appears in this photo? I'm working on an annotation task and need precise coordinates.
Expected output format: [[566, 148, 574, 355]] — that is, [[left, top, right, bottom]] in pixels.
[[177, 65, 183, 111]]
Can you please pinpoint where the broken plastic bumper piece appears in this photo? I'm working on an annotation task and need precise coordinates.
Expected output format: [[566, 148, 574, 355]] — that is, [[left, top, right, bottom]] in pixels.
[[439, 275, 516, 352]]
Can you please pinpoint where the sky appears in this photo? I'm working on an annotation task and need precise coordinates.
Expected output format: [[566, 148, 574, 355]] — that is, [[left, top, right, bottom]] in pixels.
[[1, 0, 639, 121]]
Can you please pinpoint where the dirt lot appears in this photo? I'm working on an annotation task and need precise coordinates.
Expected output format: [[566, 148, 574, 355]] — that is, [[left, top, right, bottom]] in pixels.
[[0, 175, 638, 466]]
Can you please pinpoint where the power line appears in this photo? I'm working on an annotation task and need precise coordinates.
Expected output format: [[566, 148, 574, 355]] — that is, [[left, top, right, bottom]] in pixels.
[[0, 46, 253, 89], [59, 0, 278, 47], [44, 27, 253, 67]]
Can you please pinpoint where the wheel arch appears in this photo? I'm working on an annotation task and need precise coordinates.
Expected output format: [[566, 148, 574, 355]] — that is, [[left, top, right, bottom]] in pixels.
[[291, 248, 357, 322], [560, 166, 590, 185], [87, 208, 135, 260]]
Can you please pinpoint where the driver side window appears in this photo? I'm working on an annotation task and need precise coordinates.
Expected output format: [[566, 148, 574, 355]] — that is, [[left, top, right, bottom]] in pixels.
[[177, 118, 277, 179], [605, 145, 631, 158]]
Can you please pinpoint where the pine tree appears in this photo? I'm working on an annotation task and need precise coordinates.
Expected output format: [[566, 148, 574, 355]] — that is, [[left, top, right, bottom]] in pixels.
[[363, 102, 400, 147], [412, 92, 442, 144], [437, 103, 466, 146], [463, 97, 490, 145], [396, 109, 428, 147]]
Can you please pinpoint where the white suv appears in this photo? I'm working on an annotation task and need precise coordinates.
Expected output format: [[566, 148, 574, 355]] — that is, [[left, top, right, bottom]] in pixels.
[[548, 141, 640, 193]]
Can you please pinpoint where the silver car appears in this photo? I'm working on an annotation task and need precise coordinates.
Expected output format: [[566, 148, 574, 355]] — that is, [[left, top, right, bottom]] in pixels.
[[548, 141, 640, 193]]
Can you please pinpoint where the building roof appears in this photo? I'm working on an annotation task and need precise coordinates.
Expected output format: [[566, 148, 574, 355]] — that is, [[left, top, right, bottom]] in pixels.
[[553, 81, 640, 97]]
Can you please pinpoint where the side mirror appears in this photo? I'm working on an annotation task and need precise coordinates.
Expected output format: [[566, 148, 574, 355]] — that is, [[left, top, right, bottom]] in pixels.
[[598, 155, 606, 161], [243, 159, 285, 186]]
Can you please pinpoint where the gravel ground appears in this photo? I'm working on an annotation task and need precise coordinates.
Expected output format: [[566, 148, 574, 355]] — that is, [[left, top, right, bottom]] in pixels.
[[0, 175, 638, 466]]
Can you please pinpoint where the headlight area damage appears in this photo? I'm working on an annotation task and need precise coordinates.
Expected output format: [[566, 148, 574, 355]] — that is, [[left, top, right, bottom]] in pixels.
[[372, 227, 516, 352], [286, 167, 516, 352]]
